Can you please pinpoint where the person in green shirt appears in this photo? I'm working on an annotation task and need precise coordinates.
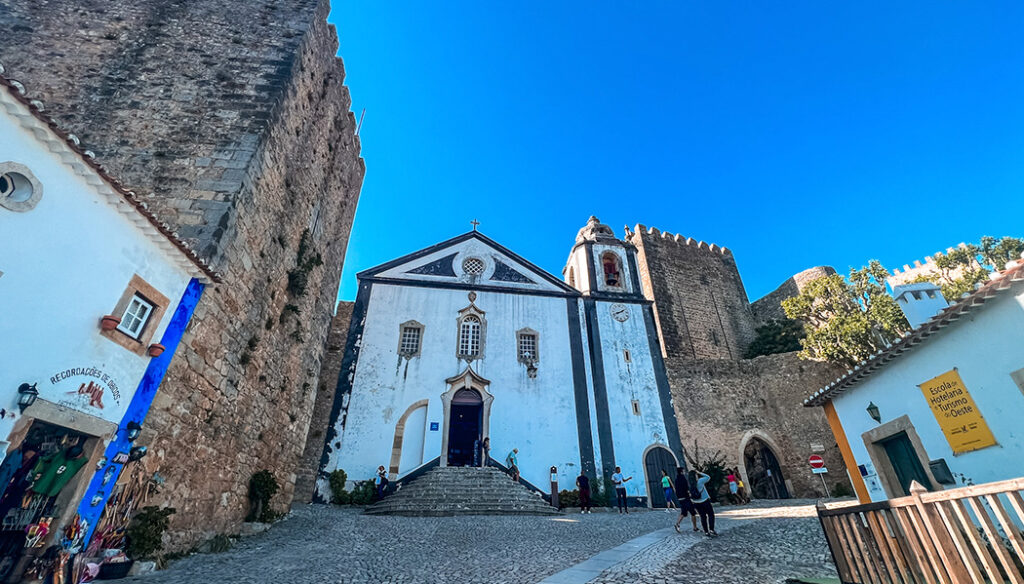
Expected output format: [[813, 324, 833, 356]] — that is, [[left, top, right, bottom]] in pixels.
[[660, 469, 677, 511]]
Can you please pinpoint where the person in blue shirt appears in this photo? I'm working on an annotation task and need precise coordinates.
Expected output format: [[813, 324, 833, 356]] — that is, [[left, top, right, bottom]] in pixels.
[[688, 469, 717, 536]]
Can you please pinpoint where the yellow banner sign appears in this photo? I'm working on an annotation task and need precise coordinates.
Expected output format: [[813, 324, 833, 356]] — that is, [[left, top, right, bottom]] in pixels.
[[919, 369, 996, 455]]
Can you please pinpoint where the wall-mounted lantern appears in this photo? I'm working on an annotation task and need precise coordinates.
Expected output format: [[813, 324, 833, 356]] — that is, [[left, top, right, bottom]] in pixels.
[[125, 421, 143, 442], [866, 401, 881, 423], [17, 383, 38, 413]]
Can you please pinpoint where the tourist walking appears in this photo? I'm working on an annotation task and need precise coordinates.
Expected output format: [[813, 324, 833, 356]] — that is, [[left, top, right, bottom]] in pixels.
[[611, 466, 633, 514], [726, 468, 740, 504], [375, 465, 388, 500], [673, 466, 699, 533], [735, 468, 751, 504], [506, 448, 520, 482], [576, 471, 592, 513], [481, 437, 490, 467], [660, 469, 677, 511], [689, 469, 717, 536]]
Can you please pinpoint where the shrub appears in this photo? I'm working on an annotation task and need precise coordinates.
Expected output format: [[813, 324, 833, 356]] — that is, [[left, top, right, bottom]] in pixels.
[[685, 441, 729, 502], [743, 318, 805, 358], [328, 469, 349, 504], [126, 506, 176, 560], [348, 480, 375, 505], [558, 489, 580, 509], [247, 470, 279, 523]]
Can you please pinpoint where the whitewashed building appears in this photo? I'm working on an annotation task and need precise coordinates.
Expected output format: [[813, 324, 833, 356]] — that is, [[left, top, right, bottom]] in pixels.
[[317, 219, 684, 505], [0, 71, 218, 553], [805, 260, 1024, 503]]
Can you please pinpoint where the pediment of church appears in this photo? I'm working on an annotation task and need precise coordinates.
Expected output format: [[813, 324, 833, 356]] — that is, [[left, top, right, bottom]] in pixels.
[[358, 232, 577, 295]]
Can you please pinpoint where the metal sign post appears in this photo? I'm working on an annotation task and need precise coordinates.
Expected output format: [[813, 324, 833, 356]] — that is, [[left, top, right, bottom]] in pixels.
[[809, 455, 831, 498]]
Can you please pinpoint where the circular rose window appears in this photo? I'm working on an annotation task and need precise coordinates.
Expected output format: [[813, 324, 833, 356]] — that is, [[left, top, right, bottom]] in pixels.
[[462, 257, 485, 276]]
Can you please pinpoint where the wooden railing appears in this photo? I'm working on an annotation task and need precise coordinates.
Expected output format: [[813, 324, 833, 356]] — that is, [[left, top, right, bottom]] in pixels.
[[817, 478, 1024, 584]]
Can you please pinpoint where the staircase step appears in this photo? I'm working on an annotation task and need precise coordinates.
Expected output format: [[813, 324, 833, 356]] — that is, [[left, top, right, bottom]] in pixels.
[[364, 467, 562, 517]]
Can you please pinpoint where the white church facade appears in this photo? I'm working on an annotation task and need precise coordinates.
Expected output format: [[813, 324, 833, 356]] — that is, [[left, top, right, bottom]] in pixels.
[[317, 218, 685, 505]]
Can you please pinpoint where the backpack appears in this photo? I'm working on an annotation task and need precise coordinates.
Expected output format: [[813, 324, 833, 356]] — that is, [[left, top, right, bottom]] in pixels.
[[688, 476, 701, 500]]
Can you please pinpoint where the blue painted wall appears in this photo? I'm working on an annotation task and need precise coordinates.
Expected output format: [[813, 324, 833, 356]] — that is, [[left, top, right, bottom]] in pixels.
[[75, 278, 205, 545]]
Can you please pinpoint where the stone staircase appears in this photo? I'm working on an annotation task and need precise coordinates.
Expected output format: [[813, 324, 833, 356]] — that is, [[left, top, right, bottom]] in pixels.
[[364, 466, 561, 516]]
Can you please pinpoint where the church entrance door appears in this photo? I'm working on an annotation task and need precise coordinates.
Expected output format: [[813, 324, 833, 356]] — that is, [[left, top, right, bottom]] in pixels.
[[644, 446, 677, 508], [447, 389, 483, 467]]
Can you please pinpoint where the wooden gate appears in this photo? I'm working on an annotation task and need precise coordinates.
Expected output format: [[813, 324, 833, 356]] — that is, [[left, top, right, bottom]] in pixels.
[[817, 478, 1024, 584]]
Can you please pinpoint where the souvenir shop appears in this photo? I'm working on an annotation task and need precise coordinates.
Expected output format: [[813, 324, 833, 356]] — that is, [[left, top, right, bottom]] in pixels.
[[0, 417, 103, 583]]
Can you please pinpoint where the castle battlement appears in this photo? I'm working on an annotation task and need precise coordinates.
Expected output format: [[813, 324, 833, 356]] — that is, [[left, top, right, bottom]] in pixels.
[[627, 223, 731, 256], [888, 242, 971, 287]]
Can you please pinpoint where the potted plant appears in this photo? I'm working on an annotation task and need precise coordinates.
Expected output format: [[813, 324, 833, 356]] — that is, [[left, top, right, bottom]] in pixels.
[[147, 343, 166, 357], [100, 315, 121, 331], [112, 506, 175, 577]]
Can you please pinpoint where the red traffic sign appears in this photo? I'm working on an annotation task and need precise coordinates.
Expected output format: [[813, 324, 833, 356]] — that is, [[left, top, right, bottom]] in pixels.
[[808, 455, 826, 469]]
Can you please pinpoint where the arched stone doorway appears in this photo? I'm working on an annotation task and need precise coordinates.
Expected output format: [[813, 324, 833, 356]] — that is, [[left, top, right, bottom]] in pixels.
[[440, 366, 493, 467], [388, 399, 429, 479], [742, 436, 790, 499], [642, 445, 678, 508]]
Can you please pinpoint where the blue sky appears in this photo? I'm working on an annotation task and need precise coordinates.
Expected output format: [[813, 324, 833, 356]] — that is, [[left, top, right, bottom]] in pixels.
[[329, 2, 1024, 302]]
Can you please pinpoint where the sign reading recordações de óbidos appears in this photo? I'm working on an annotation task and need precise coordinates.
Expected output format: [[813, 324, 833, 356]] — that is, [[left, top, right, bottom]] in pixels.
[[919, 369, 996, 455]]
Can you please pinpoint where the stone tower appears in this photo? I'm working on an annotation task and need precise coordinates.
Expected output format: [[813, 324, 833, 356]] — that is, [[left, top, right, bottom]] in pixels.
[[626, 225, 756, 360], [0, 1, 365, 549]]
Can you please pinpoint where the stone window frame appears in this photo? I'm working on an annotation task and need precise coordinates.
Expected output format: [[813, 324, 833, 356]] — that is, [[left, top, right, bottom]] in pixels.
[[456, 304, 486, 361], [0, 161, 43, 212], [516, 327, 540, 365], [600, 251, 624, 289], [101, 274, 170, 356], [397, 320, 424, 358]]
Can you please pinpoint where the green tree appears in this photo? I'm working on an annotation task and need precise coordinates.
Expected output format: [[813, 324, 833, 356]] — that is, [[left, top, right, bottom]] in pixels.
[[743, 318, 805, 359], [913, 237, 1024, 300], [782, 261, 910, 367]]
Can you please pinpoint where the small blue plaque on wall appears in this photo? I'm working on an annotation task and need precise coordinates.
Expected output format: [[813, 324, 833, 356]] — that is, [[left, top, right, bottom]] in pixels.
[[430, 422, 439, 431]]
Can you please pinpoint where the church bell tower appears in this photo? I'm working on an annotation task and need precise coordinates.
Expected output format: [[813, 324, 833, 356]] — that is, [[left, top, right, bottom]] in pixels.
[[563, 216, 643, 299]]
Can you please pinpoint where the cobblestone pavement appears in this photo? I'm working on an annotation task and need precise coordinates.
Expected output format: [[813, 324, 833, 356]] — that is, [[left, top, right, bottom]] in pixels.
[[125, 500, 837, 584], [590, 501, 838, 584]]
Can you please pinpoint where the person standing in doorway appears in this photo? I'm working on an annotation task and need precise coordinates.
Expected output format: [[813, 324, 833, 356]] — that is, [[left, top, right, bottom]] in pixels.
[[576, 471, 592, 514], [506, 448, 520, 482], [660, 469, 677, 512], [673, 467, 699, 533], [481, 437, 490, 467], [689, 469, 717, 536], [611, 467, 633, 514]]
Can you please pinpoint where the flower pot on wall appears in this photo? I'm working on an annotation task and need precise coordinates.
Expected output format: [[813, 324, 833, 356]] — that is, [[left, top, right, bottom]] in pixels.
[[147, 343, 165, 357], [100, 315, 121, 331]]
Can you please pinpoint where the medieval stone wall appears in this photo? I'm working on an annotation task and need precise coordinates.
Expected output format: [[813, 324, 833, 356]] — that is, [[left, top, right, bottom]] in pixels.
[[750, 266, 836, 324], [294, 301, 354, 503], [0, 0, 365, 549], [627, 225, 756, 360], [665, 352, 850, 498]]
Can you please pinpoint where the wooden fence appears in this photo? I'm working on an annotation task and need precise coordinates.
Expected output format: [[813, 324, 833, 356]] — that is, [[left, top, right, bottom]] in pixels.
[[817, 478, 1024, 584]]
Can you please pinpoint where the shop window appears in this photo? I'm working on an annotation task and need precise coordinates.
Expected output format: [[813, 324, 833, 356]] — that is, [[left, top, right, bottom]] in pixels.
[[398, 321, 424, 358], [516, 329, 539, 363], [602, 252, 623, 288], [101, 274, 170, 355], [0, 162, 43, 212]]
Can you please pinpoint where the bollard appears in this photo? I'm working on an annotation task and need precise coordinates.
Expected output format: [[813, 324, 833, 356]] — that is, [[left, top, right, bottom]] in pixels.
[[550, 466, 559, 509]]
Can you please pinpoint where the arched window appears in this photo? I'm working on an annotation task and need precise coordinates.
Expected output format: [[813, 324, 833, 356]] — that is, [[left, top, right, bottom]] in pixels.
[[567, 266, 576, 288], [458, 315, 482, 358], [602, 252, 623, 287]]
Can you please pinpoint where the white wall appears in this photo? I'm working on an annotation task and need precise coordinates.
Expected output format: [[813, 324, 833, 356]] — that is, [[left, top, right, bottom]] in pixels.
[[595, 299, 671, 497], [831, 289, 1024, 501], [0, 105, 193, 436], [325, 283, 584, 489]]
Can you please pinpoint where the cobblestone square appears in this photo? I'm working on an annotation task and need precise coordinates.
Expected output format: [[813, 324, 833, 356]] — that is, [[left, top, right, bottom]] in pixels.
[[125, 501, 838, 584]]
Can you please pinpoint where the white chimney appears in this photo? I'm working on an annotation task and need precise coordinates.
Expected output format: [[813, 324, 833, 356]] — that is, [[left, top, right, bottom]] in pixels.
[[892, 283, 949, 329]]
